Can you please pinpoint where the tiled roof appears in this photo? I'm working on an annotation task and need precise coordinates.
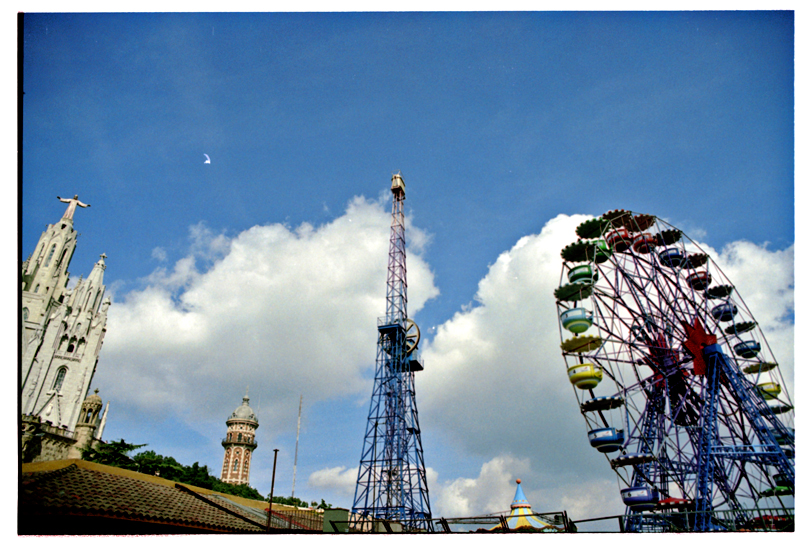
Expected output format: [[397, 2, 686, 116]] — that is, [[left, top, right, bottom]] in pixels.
[[21, 461, 268, 533]]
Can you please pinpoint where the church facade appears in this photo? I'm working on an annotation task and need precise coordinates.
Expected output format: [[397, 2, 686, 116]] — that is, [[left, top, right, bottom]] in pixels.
[[21, 196, 110, 460]]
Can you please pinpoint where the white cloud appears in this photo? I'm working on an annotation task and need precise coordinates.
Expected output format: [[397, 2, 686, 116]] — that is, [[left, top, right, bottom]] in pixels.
[[187, 222, 231, 261], [419, 214, 596, 470], [151, 246, 167, 262], [98, 195, 439, 434], [430, 455, 530, 517], [308, 466, 359, 499]]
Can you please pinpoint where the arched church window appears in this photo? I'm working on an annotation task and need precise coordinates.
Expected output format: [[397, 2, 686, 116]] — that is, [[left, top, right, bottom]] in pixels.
[[67, 338, 77, 353], [228, 433, 232, 441], [22, 308, 28, 321], [34, 284, 40, 293], [233, 459, 239, 472], [85, 410, 94, 423], [45, 244, 56, 267], [238, 433, 242, 442], [244, 460, 249, 473], [53, 367, 67, 392]]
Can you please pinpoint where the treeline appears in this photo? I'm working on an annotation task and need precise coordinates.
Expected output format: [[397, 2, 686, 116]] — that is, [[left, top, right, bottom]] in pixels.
[[82, 439, 328, 508]]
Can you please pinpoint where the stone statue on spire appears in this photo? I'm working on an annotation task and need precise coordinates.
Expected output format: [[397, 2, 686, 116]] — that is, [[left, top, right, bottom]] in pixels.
[[57, 195, 90, 220]]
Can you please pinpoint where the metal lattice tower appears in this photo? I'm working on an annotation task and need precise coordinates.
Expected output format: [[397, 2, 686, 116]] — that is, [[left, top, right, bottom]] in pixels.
[[351, 173, 432, 533]]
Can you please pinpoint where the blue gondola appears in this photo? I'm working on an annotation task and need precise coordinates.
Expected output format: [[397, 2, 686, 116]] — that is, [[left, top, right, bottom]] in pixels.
[[621, 486, 659, 511], [658, 247, 686, 268], [588, 427, 624, 453], [712, 303, 738, 322], [733, 340, 761, 359], [560, 307, 593, 334]]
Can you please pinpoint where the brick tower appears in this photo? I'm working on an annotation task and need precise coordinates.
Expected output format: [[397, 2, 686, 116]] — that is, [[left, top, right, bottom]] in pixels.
[[220, 393, 258, 485]]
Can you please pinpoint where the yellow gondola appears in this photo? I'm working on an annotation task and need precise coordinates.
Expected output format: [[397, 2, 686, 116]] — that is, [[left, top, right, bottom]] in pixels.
[[568, 363, 603, 389]]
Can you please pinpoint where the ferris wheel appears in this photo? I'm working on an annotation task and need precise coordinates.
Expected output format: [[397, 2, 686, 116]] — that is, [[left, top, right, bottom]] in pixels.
[[554, 209, 794, 532]]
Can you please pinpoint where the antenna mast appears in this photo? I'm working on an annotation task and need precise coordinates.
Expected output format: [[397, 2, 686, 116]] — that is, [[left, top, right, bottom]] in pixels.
[[292, 394, 302, 500]]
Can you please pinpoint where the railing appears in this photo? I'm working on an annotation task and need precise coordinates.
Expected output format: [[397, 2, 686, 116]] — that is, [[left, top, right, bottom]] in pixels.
[[266, 507, 324, 531], [572, 507, 794, 533], [220, 437, 257, 448], [377, 316, 403, 328], [21, 415, 75, 440], [331, 507, 794, 533], [332, 511, 572, 533]]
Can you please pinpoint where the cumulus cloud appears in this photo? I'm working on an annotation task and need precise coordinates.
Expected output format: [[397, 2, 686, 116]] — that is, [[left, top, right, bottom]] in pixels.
[[419, 214, 598, 481], [97, 196, 439, 436], [431, 455, 531, 517], [308, 466, 359, 499]]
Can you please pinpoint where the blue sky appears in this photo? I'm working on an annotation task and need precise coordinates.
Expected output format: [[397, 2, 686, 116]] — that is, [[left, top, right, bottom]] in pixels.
[[21, 11, 794, 523]]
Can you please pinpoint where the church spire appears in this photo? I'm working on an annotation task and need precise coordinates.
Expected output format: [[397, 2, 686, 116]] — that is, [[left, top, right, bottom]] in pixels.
[[21, 196, 110, 435]]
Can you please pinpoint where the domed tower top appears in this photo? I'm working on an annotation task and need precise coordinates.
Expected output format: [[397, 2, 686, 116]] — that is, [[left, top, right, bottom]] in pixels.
[[77, 389, 103, 427], [227, 393, 258, 426]]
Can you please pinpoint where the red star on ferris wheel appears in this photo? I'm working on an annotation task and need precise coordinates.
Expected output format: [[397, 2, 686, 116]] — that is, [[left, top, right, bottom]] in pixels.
[[681, 318, 717, 376]]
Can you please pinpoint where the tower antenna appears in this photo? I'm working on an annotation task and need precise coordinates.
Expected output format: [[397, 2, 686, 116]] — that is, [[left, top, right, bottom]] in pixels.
[[291, 394, 302, 500], [351, 172, 432, 532]]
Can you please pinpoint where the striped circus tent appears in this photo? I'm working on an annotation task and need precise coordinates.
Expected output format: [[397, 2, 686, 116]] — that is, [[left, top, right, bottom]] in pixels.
[[493, 479, 559, 532]]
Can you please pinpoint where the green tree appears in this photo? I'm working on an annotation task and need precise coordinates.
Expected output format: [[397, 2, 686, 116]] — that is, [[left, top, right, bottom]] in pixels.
[[181, 462, 214, 489], [132, 450, 184, 480], [82, 439, 146, 468], [83, 439, 306, 505]]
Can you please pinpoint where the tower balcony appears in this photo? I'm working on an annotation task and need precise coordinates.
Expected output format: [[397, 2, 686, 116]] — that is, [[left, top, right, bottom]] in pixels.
[[378, 316, 403, 337], [390, 349, 424, 373], [221, 438, 258, 450]]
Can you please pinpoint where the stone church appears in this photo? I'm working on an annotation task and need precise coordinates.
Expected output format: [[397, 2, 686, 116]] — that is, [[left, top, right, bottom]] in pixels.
[[21, 195, 110, 462]]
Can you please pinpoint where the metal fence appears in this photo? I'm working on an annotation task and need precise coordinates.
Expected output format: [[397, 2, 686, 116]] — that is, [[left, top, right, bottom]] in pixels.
[[266, 507, 325, 531], [329, 507, 794, 533], [572, 507, 794, 533], [330, 511, 572, 533]]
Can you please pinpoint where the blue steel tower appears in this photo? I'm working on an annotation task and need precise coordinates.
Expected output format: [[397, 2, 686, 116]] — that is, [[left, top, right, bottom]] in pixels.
[[351, 172, 432, 532]]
